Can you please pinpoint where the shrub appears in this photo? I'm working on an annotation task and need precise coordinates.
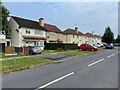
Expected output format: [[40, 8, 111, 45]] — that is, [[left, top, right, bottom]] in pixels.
[[45, 43, 78, 50]]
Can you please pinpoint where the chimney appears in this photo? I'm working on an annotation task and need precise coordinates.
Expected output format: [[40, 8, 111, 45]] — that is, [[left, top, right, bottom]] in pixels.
[[92, 31, 95, 35], [39, 18, 44, 27], [75, 27, 78, 33]]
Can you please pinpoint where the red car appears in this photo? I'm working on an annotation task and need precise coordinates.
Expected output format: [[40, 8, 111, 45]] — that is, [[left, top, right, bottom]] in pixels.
[[79, 44, 99, 51]]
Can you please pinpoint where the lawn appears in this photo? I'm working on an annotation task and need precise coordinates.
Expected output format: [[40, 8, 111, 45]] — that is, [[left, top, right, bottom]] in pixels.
[[0, 52, 5, 58], [42, 49, 104, 55], [0, 57, 53, 74]]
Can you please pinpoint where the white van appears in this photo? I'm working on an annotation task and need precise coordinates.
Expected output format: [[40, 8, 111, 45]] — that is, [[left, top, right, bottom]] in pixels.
[[90, 42, 103, 47]]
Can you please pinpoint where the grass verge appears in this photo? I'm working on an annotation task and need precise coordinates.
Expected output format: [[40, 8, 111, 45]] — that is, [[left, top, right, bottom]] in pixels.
[[0, 57, 53, 74], [42, 49, 104, 55]]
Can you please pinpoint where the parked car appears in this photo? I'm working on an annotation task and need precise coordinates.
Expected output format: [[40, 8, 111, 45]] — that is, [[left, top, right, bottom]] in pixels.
[[90, 42, 103, 47], [105, 43, 114, 49], [28, 46, 42, 55], [79, 44, 99, 51], [114, 43, 120, 47]]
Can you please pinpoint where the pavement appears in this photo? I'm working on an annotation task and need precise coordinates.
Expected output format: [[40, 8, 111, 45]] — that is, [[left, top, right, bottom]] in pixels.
[[2, 48, 119, 89]]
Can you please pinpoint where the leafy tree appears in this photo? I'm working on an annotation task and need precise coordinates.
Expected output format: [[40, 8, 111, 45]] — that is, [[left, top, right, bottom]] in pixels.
[[0, 2, 10, 34], [116, 35, 120, 43], [102, 26, 114, 44]]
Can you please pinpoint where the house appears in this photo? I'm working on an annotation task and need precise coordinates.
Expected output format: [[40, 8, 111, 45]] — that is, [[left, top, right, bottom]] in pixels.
[[9, 16, 47, 50], [63, 27, 85, 45], [93, 34, 102, 43], [84, 32, 101, 44], [0, 29, 11, 46], [39, 18, 63, 43], [84, 32, 94, 43]]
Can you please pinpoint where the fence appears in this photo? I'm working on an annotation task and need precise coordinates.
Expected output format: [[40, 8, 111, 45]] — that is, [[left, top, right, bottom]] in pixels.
[[5, 46, 28, 55], [5, 46, 15, 54]]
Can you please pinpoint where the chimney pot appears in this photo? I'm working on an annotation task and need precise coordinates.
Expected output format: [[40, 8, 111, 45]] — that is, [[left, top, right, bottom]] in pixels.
[[75, 27, 78, 33], [39, 18, 44, 27]]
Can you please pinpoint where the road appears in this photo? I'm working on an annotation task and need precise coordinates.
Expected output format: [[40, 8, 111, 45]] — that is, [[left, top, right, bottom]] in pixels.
[[2, 48, 119, 89]]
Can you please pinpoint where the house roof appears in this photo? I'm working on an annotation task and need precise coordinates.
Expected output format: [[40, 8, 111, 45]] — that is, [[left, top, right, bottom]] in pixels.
[[63, 29, 84, 35], [11, 16, 44, 30], [44, 23, 62, 33], [94, 34, 101, 38], [22, 35, 47, 40], [84, 33, 94, 37], [11, 16, 62, 33], [84, 33, 101, 38]]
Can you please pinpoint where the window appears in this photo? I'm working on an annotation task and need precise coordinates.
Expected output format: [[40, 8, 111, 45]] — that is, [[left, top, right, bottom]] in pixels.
[[77, 35, 79, 38], [36, 41, 44, 47], [35, 30, 43, 35], [26, 30, 30, 34], [73, 35, 74, 38], [82, 44, 86, 46], [49, 32, 56, 35]]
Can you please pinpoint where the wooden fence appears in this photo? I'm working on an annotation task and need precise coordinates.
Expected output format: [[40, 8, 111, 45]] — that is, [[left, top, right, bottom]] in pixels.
[[5, 46, 15, 54]]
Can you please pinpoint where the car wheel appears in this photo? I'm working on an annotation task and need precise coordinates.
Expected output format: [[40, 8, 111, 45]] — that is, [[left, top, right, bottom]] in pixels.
[[79, 48, 83, 51], [29, 52, 32, 55], [91, 48, 94, 51]]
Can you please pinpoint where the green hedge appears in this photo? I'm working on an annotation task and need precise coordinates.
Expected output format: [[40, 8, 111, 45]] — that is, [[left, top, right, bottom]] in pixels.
[[45, 43, 78, 50]]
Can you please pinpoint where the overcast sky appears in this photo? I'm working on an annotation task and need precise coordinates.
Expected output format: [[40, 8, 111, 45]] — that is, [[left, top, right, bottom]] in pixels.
[[3, 1, 118, 37]]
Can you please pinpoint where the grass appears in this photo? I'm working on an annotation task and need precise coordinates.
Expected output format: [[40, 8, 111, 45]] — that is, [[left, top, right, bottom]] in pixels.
[[42, 49, 103, 56], [0, 57, 53, 74], [0, 52, 5, 58]]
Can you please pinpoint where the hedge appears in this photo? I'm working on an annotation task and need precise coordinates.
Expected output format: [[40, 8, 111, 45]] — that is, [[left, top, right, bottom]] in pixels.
[[44, 43, 78, 50]]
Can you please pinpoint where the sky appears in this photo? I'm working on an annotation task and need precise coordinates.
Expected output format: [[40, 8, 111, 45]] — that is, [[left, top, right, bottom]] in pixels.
[[3, 1, 118, 38]]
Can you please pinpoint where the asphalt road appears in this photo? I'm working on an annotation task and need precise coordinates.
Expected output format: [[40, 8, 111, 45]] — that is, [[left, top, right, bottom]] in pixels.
[[2, 48, 119, 89]]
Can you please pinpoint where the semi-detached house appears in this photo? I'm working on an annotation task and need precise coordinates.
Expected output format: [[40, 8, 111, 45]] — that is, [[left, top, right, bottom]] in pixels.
[[39, 18, 63, 43], [9, 16, 63, 50], [84, 32, 101, 44], [63, 27, 85, 45], [9, 16, 47, 50]]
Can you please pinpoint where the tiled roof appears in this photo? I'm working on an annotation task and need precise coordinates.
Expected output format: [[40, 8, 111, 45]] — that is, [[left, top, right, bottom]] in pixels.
[[11, 16, 44, 30], [44, 23, 62, 33], [94, 34, 101, 38], [63, 29, 84, 35], [11, 16, 62, 33], [84, 33, 101, 38], [22, 35, 47, 40], [84, 33, 94, 37]]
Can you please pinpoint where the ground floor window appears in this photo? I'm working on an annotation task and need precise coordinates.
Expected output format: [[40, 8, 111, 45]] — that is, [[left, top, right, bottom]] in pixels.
[[36, 41, 44, 47]]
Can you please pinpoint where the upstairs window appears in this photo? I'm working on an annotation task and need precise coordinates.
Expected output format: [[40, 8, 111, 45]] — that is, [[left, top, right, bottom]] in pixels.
[[35, 30, 43, 35], [73, 35, 75, 38], [26, 30, 30, 34], [49, 32, 56, 35]]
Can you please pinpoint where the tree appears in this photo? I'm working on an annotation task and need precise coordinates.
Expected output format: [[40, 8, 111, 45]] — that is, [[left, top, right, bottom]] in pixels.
[[116, 35, 120, 43], [0, 2, 10, 34], [102, 26, 114, 44]]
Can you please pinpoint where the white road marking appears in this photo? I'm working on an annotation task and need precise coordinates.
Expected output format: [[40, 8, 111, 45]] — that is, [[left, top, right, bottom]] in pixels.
[[107, 53, 115, 58], [35, 72, 74, 90], [88, 58, 104, 67], [117, 51, 120, 54]]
